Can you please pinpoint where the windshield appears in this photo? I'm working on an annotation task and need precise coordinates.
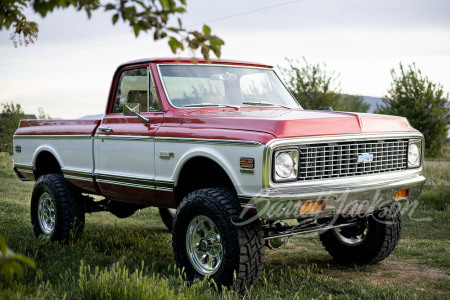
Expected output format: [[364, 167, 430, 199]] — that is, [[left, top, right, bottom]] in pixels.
[[158, 64, 301, 109]]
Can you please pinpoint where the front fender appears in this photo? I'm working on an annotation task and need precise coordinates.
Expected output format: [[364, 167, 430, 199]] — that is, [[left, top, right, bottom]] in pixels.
[[154, 141, 266, 196]]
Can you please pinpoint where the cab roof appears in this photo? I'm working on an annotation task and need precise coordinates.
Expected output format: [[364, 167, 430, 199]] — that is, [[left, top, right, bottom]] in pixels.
[[119, 57, 273, 69]]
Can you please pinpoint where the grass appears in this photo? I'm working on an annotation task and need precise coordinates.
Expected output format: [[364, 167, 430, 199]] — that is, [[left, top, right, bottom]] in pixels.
[[0, 152, 449, 299], [425, 140, 450, 161]]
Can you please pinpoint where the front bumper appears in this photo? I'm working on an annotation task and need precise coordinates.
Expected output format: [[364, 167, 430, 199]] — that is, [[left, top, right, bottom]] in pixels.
[[242, 171, 426, 220]]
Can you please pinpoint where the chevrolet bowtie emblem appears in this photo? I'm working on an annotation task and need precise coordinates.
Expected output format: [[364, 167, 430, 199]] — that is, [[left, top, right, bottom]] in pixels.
[[357, 153, 374, 163]]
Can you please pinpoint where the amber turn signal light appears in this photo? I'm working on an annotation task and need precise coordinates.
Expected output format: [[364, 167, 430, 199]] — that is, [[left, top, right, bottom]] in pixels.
[[240, 157, 254, 169], [300, 201, 324, 214], [395, 188, 410, 200]]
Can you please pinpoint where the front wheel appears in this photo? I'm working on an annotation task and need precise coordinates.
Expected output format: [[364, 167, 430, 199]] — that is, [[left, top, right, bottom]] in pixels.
[[172, 188, 265, 291], [319, 204, 402, 264], [31, 173, 85, 242]]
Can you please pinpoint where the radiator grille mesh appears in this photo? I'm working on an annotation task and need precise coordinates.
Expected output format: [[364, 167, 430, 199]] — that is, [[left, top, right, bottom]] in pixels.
[[298, 140, 408, 181]]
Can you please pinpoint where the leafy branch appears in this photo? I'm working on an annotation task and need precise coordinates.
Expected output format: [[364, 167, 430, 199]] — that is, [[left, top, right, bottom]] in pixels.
[[0, 234, 36, 282], [0, 0, 224, 60]]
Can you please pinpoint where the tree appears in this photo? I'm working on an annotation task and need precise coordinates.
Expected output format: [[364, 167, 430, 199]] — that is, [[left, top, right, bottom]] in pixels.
[[37, 107, 51, 119], [0, 102, 27, 153], [280, 57, 369, 112], [0, 0, 224, 60], [376, 63, 449, 157], [341, 94, 370, 113]]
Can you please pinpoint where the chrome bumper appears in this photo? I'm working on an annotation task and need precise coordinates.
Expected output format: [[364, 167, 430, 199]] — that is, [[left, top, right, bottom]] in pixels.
[[242, 171, 426, 220]]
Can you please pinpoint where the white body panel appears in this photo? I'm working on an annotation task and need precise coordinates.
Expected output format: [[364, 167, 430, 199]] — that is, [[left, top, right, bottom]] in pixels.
[[94, 135, 155, 180], [154, 138, 265, 196], [13, 136, 94, 176], [14, 134, 265, 198]]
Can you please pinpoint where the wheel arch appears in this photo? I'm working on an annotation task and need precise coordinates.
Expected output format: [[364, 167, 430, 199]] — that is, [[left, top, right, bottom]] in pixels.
[[173, 151, 238, 205], [32, 147, 63, 179]]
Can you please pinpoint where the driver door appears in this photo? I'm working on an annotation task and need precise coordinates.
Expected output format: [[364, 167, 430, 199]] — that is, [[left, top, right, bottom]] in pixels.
[[94, 66, 163, 205]]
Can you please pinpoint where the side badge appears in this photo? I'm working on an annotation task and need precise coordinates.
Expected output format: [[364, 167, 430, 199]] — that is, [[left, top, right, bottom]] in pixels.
[[240, 157, 254, 174], [160, 152, 174, 159]]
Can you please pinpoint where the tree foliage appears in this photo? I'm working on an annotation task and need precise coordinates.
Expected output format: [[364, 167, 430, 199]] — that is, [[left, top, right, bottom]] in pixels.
[[280, 58, 369, 112], [37, 107, 51, 119], [341, 94, 370, 113], [0, 0, 224, 60], [0, 102, 27, 153], [376, 63, 449, 157]]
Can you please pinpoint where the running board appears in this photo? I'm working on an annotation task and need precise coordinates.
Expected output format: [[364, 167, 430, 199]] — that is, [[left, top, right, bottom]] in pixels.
[[264, 221, 359, 240]]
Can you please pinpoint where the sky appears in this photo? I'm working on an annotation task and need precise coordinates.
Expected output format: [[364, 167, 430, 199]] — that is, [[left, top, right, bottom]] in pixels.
[[0, 0, 449, 119]]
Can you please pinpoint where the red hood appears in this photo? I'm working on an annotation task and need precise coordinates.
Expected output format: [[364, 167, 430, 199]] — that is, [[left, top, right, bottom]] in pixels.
[[180, 109, 416, 138]]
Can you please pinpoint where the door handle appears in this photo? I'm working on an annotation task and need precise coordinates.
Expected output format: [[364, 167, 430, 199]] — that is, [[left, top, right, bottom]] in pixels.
[[98, 127, 112, 133]]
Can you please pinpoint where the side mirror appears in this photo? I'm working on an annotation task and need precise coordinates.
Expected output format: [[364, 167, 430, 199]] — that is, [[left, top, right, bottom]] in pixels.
[[123, 103, 149, 123]]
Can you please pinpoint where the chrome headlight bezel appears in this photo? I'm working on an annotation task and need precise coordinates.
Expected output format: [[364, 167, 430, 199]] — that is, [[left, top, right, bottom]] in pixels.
[[408, 139, 422, 168], [273, 149, 299, 182]]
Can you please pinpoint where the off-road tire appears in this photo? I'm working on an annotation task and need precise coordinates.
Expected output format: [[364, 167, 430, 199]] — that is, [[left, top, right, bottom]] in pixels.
[[31, 173, 85, 242], [172, 188, 265, 291], [319, 204, 402, 264], [158, 208, 176, 231]]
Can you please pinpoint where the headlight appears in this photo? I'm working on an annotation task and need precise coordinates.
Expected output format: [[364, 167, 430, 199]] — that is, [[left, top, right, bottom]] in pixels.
[[274, 149, 299, 181], [408, 140, 421, 168]]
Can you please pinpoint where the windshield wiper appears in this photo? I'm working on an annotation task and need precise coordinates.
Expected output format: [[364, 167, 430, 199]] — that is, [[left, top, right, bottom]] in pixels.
[[242, 101, 292, 109], [181, 103, 240, 110]]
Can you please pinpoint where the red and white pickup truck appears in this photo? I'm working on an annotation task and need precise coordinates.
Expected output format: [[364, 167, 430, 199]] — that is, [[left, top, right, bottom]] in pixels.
[[13, 58, 426, 290]]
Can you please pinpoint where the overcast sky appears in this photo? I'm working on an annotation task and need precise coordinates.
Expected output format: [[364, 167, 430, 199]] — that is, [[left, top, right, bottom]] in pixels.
[[1, 0, 449, 119]]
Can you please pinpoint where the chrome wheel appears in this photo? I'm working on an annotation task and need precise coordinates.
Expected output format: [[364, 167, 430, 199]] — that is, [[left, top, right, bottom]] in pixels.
[[186, 215, 223, 275], [333, 220, 369, 246], [37, 192, 56, 235]]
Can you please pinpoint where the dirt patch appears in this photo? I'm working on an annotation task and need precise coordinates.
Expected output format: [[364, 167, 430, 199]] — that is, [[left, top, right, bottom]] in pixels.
[[324, 258, 450, 295], [268, 242, 449, 296]]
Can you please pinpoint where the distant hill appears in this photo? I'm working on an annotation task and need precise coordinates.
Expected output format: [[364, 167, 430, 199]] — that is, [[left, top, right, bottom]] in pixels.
[[362, 96, 383, 113], [79, 114, 104, 119], [361, 96, 450, 113]]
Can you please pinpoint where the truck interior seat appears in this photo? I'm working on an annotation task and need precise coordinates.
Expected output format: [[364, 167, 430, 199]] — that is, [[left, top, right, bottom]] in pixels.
[[127, 90, 148, 112]]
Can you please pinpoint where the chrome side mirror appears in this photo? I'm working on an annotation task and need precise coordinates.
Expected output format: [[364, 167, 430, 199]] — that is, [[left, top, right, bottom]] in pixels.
[[123, 103, 149, 123]]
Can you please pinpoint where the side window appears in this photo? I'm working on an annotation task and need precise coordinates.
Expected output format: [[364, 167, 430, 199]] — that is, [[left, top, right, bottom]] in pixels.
[[113, 68, 148, 113]]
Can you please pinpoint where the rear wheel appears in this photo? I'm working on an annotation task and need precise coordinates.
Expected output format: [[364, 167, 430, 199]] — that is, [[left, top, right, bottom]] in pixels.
[[172, 188, 265, 291], [319, 204, 402, 264], [31, 174, 85, 242]]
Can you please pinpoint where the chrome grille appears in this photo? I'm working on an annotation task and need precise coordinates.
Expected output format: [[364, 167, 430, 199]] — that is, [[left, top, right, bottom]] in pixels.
[[298, 139, 408, 181]]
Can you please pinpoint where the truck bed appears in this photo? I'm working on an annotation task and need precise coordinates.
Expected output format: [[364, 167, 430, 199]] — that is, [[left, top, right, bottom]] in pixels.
[[14, 119, 101, 136], [13, 119, 101, 193]]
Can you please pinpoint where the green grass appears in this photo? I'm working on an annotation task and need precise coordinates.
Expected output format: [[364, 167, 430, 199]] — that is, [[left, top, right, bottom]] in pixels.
[[0, 153, 449, 299]]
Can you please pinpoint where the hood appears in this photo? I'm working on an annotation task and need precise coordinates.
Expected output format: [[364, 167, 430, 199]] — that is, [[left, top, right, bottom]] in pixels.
[[180, 109, 416, 138]]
